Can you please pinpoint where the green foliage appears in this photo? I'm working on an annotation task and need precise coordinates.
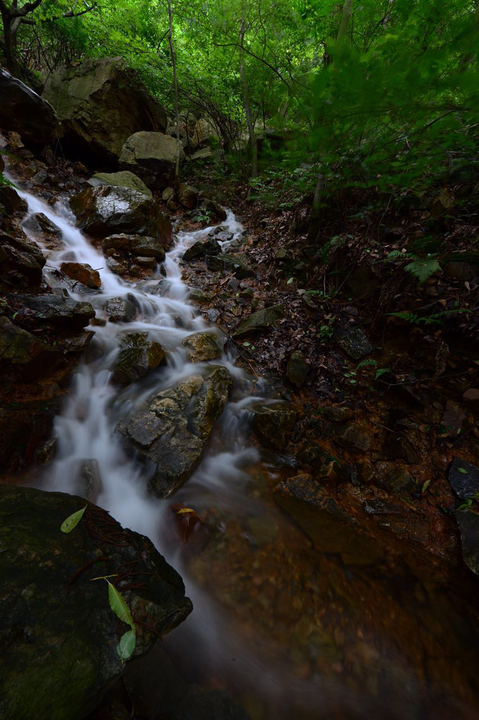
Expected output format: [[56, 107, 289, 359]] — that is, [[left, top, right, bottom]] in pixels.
[[404, 257, 442, 284]]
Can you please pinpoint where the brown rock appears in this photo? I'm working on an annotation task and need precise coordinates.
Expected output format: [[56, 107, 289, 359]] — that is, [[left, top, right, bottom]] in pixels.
[[61, 261, 101, 289]]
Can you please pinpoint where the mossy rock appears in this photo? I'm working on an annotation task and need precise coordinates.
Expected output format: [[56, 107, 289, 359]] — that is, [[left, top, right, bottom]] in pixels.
[[112, 331, 165, 385], [0, 486, 191, 720]]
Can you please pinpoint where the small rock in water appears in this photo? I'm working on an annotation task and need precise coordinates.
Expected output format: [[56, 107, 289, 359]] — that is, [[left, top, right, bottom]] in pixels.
[[112, 331, 165, 385], [104, 295, 137, 323], [182, 331, 223, 362], [448, 458, 479, 500], [334, 326, 372, 360], [61, 261, 101, 289], [76, 458, 102, 501], [134, 255, 157, 268]]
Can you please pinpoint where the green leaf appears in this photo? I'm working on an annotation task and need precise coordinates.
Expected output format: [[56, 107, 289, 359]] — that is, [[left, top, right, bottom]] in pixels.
[[106, 581, 134, 630], [421, 479, 431, 493], [117, 629, 136, 661], [60, 506, 87, 533], [404, 258, 441, 284], [287, 277, 294, 285], [375, 368, 390, 380], [458, 467, 468, 474]]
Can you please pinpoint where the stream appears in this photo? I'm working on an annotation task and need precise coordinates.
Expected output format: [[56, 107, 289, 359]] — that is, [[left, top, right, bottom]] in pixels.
[[7, 173, 479, 720]]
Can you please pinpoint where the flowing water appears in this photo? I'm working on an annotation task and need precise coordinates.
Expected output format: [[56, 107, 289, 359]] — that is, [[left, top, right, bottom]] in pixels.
[[6, 172, 479, 720]]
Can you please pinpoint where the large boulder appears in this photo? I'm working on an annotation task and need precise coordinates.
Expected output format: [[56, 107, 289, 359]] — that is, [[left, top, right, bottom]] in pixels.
[[69, 186, 172, 247], [0, 69, 60, 147], [118, 366, 233, 497], [0, 314, 60, 380], [0, 486, 191, 720], [120, 131, 185, 190], [88, 171, 152, 199], [42, 57, 167, 163], [181, 331, 223, 362]]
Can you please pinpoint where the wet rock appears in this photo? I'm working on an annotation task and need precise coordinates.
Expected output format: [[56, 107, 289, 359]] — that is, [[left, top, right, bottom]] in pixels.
[[31, 213, 61, 236], [118, 366, 233, 497], [233, 304, 284, 338], [61, 261, 101, 289], [104, 296, 137, 323], [88, 171, 152, 198], [178, 183, 199, 210], [275, 476, 384, 564], [103, 233, 166, 261], [0, 230, 45, 288], [120, 131, 184, 190], [76, 458, 103, 500], [286, 350, 308, 388], [334, 326, 373, 361], [112, 332, 165, 385], [0, 315, 59, 379], [374, 462, 416, 493], [70, 186, 172, 247], [337, 423, 372, 453], [42, 57, 167, 162], [323, 405, 354, 422], [12, 293, 95, 329], [0, 68, 60, 147], [183, 238, 220, 262], [0, 486, 191, 720], [106, 256, 128, 276], [0, 186, 28, 215], [182, 331, 223, 362], [250, 401, 297, 450], [207, 252, 254, 279], [448, 458, 479, 500], [455, 510, 479, 576]]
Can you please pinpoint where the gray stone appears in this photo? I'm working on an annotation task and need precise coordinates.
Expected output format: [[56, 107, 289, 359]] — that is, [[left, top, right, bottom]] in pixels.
[[337, 423, 372, 453], [182, 331, 223, 362], [233, 304, 284, 338], [12, 294, 95, 329], [104, 296, 137, 323], [334, 326, 373, 360], [118, 366, 232, 497]]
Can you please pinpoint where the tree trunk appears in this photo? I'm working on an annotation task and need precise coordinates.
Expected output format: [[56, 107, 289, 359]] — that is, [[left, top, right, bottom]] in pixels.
[[167, 0, 181, 184], [1, 13, 20, 76], [239, 7, 257, 178]]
